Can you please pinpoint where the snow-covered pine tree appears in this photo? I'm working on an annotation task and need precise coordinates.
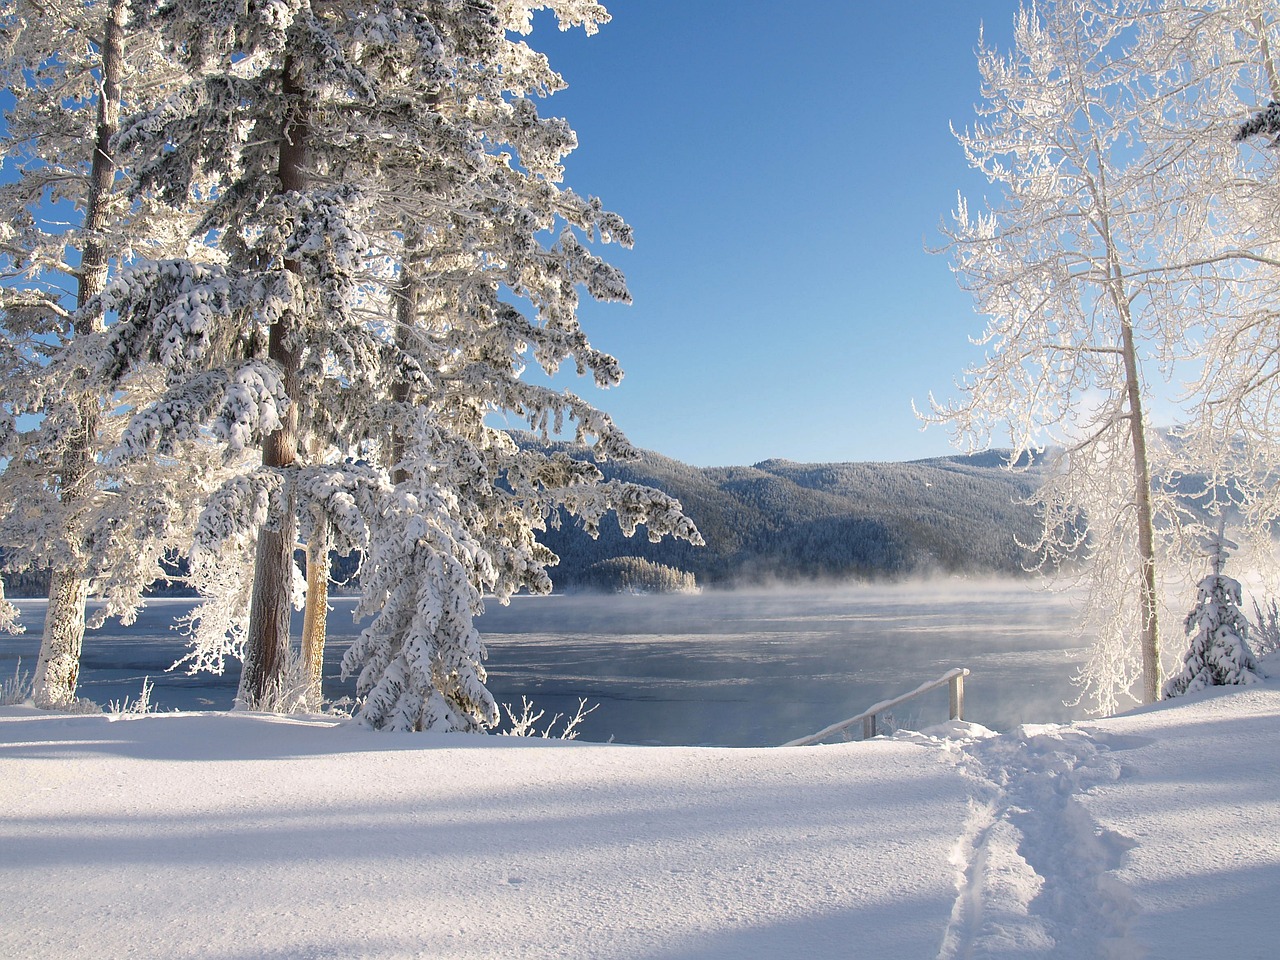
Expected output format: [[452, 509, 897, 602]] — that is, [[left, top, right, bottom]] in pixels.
[[104, 0, 701, 728], [0, 0, 225, 706], [103, 0, 387, 706], [1163, 528, 1263, 697], [333, 3, 702, 729]]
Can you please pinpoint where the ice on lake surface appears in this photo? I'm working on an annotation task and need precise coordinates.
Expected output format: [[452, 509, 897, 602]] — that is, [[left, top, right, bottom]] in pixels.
[[2, 580, 1091, 746]]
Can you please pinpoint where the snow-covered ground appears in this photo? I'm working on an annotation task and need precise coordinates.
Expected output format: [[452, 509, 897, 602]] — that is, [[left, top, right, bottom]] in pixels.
[[3, 662, 1279, 960]]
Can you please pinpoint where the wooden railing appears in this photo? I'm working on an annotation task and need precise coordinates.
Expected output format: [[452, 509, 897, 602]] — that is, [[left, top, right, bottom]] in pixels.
[[780, 667, 970, 747]]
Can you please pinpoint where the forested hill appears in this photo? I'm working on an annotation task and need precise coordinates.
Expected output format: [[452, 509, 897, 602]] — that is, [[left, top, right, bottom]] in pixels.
[[1, 445, 1046, 597], [534, 442, 1045, 587]]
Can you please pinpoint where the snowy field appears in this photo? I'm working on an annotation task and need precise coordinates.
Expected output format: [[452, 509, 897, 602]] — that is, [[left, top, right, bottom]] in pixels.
[[3, 657, 1278, 959]]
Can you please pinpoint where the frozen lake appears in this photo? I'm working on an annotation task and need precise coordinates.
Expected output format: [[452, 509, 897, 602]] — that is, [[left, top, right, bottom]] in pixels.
[[2, 580, 1090, 746]]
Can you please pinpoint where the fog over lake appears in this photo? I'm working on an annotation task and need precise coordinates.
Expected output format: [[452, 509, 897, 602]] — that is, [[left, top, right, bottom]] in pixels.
[[3, 580, 1091, 746]]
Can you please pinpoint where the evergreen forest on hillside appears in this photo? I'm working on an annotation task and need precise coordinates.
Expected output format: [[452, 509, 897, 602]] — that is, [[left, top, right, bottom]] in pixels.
[[5, 444, 1044, 596], [533, 442, 1044, 588]]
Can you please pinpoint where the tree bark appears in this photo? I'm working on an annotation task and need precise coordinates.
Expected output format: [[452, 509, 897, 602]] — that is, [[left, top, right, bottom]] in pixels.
[[239, 54, 307, 708], [33, 0, 124, 708], [1119, 317, 1161, 705], [299, 516, 328, 709], [391, 249, 423, 485], [1092, 141, 1162, 707]]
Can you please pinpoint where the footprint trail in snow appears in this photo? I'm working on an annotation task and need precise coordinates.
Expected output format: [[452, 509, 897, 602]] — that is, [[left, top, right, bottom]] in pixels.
[[935, 724, 1144, 960]]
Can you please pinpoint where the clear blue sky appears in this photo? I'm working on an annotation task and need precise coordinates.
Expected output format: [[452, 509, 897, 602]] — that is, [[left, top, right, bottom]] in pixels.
[[516, 1, 1025, 467]]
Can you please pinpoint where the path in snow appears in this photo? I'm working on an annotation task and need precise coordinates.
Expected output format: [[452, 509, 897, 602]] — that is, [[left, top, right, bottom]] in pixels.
[[928, 723, 1141, 960], [928, 676, 1280, 960]]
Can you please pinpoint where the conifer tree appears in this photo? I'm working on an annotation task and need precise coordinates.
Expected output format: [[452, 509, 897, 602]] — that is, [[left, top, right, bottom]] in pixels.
[[104, 0, 701, 728], [0, 0, 220, 706], [1163, 528, 1263, 697]]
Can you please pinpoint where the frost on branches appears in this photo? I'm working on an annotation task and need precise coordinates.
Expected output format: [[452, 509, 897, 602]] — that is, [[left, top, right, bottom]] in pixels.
[[171, 471, 285, 676], [97, 0, 702, 728], [917, 0, 1280, 712], [0, 579, 22, 636], [0, 0, 226, 706], [1168, 2, 1280, 581], [1235, 100, 1280, 144], [1163, 535, 1263, 697]]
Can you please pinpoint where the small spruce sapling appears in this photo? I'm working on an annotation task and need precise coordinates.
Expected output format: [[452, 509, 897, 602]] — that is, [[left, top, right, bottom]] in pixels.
[[1163, 529, 1263, 698]]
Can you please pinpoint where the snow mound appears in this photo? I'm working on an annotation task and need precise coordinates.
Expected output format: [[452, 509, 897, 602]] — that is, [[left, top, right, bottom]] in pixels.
[[891, 719, 1000, 744]]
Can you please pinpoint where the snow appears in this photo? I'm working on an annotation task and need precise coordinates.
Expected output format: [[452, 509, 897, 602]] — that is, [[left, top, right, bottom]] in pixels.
[[4, 669, 1280, 959], [1077, 686, 1280, 960]]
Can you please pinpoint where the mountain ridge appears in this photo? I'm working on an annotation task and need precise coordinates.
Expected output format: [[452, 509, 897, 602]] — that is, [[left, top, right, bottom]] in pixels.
[[0, 444, 1047, 596], [533, 440, 1044, 587]]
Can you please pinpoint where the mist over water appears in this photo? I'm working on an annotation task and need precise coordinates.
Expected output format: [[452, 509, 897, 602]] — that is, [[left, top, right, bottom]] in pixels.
[[2, 580, 1089, 746], [478, 581, 1088, 745]]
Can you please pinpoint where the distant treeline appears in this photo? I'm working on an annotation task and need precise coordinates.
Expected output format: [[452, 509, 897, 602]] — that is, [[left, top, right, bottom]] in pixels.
[[4, 443, 1045, 598], [580, 556, 700, 594], [534, 441, 1045, 588]]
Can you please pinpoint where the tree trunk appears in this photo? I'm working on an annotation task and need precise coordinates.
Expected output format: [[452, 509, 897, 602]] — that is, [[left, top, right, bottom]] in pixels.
[[1119, 317, 1161, 704], [33, 0, 124, 708], [33, 574, 91, 708], [391, 250, 423, 485], [299, 517, 328, 710], [1247, 2, 1280, 102], [1092, 139, 1161, 707], [240, 501, 295, 708], [239, 54, 307, 708]]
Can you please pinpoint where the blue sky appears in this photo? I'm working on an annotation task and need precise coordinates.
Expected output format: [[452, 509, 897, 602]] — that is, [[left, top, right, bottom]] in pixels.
[[514, 1, 1026, 467]]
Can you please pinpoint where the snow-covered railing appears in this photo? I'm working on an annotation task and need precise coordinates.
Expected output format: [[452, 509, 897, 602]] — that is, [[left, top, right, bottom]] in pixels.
[[780, 667, 970, 747]]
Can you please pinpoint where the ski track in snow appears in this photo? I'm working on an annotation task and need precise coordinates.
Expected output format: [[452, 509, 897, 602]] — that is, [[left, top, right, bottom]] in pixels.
[[935, 725, 1143, 960]]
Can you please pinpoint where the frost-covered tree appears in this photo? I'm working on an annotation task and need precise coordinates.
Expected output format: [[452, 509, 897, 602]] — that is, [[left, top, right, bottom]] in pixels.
[[104, 0, 701, 728], [1147, 3, 1280, 570], [331, 5, 702, 729], [1163, 527, 1263, 697], [921, 0, 1230, 712], [0, 0, 222, 707]]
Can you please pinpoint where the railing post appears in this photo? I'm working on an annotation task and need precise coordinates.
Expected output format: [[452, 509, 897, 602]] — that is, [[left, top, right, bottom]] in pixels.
[[949, 671, 965, 721], [863, 714, 876, 740]]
